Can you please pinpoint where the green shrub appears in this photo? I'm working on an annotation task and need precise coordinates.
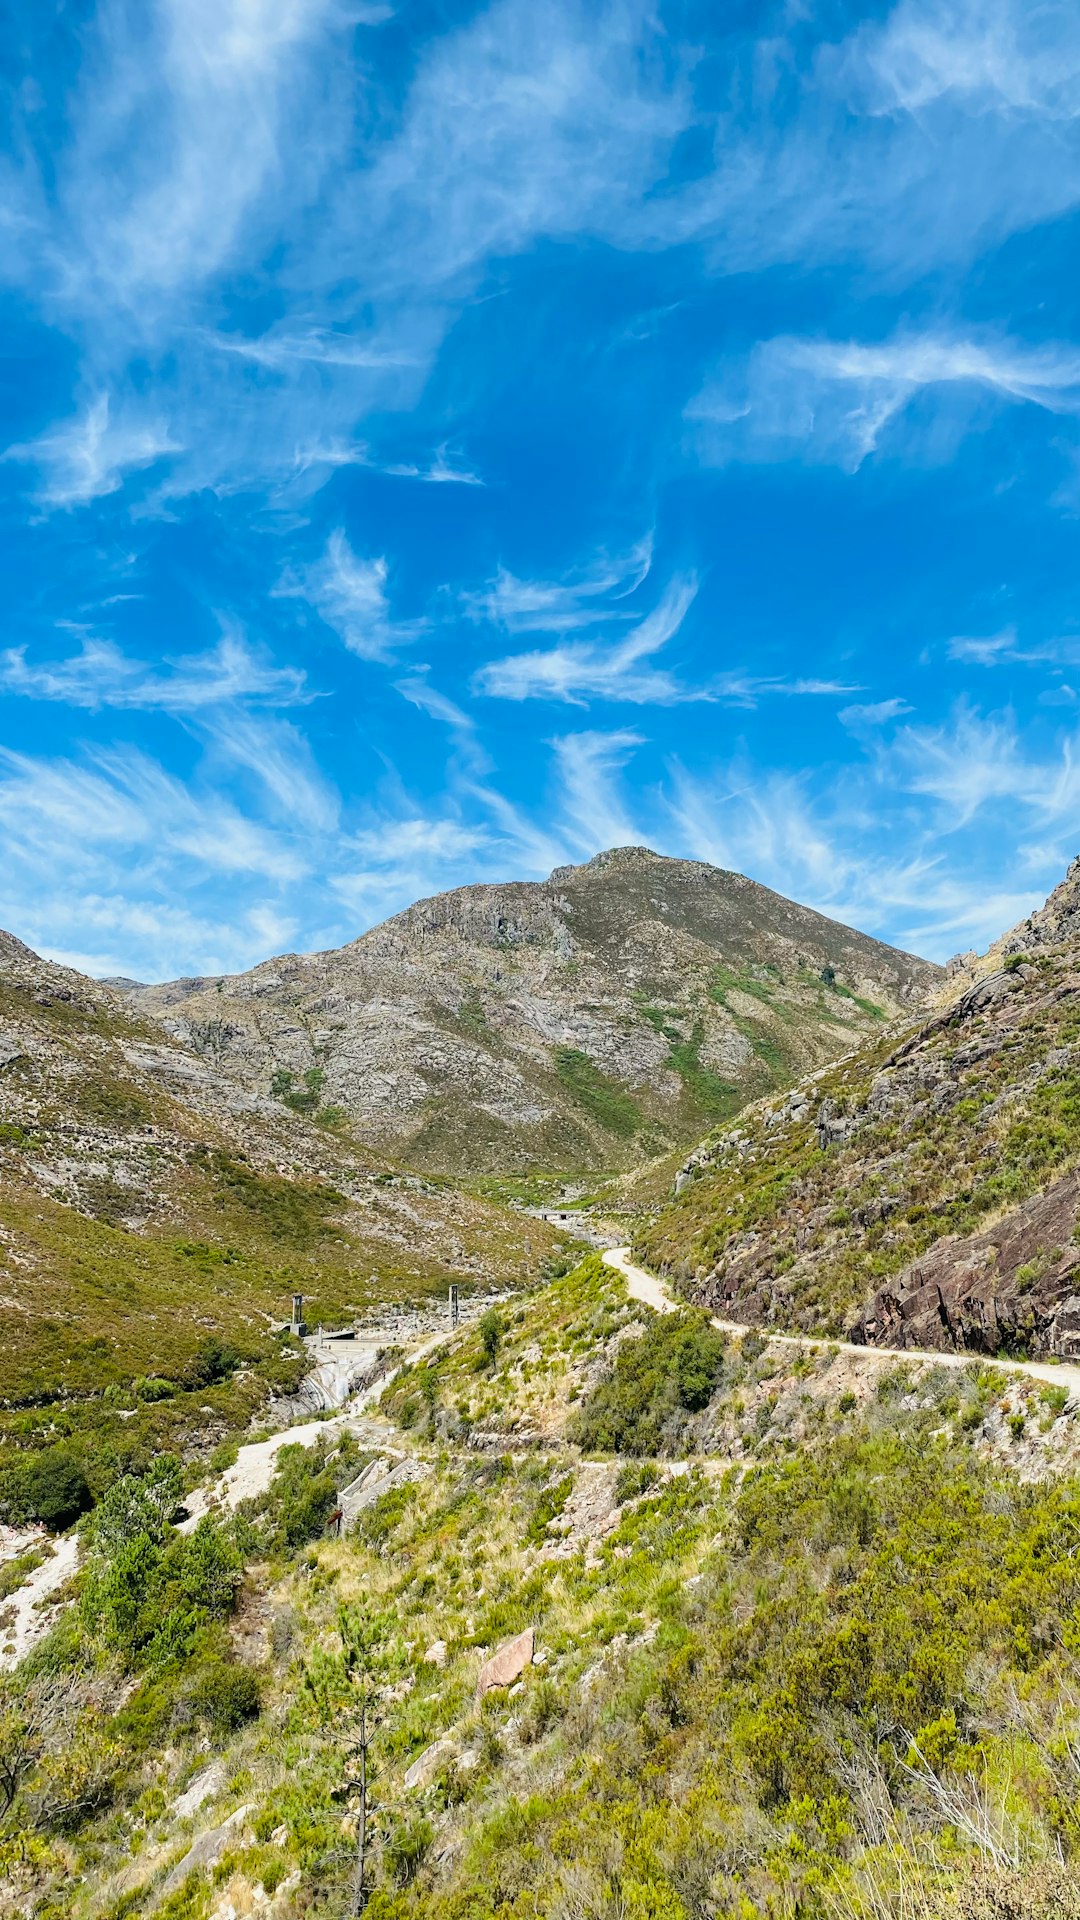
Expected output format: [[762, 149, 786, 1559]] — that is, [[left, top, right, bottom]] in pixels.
[[133, 1375, 175, 1402], [190, 1658, 261, 1734], [572, 1311, 726, 1455], [614, 1461, 662, 1504], [19, 1448, 92, 1530], [478, 1308, 504, 1370], [385, 1812, 434, 1885], [526, 1474, 573, 1545], [251, 1441, 341, 1553]]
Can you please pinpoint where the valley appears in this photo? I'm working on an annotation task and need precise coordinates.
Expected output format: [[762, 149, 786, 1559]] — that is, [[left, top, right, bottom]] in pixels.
[[4, 855, 1080, 1920]]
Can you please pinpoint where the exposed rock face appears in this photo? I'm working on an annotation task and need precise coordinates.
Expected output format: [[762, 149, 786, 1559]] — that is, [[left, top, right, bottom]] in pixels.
[[163, 1804, 251, 1892], [121, 847, 938, 1174], [477, 1627, 534, 1696], [852, 1170, 1080, 1355], [636, 859, 1080, 1361], [404, 1737, 456, 1791]]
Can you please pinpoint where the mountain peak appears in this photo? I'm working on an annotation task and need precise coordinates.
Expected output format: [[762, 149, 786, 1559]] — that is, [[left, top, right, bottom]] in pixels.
[[123, 856, 939, 1176]]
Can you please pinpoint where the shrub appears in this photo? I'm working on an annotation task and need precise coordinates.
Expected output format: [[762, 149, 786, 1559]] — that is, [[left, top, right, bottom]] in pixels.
[[190, 1658, 261, 1735], [526, 1474, 573, 1544], [614, 1461, 662, 1505], [133, 1375, 175, 1402], [385, 1812, 434, 1885], [253, 1442, 341, 1553], [572, 1311, 726, 1455], [20, 1449, 92, 1531], [478, 1308, 504, 1370]]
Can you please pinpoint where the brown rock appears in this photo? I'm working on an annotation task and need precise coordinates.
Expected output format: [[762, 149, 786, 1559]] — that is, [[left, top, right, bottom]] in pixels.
[[477, 1627, 534, 1697]]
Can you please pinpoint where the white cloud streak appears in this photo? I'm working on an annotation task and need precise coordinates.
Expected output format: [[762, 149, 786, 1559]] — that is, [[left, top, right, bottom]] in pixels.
[[5, 395, 178, 506], [0, 626, 309, 711], [284, 530, 423, 661], [690, 333, 1080, 471], [474, 574, 700, 705]]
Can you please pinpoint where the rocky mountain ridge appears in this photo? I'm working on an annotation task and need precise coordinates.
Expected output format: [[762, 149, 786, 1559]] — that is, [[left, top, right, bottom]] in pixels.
[[118, 846, 940, 1175]]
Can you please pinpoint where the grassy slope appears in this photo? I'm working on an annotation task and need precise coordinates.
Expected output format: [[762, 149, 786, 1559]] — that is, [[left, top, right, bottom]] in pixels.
[[8, 1257, 1080, 1920], [634, 947, 1080, 1342], [0, 951, 565, 1479]]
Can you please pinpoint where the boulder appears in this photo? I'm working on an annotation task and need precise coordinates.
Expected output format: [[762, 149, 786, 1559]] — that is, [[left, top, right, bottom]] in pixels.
[[174, 1760, 226, 1820], [404, 1737, 456, 1791], [163, 1804, 251, 1892], [477, 1627, 534, 1697]]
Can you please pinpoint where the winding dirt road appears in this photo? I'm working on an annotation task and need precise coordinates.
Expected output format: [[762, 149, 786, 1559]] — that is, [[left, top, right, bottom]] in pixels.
[[1, 1326, 454, 1671], [603, 1246, 1080, 1398]]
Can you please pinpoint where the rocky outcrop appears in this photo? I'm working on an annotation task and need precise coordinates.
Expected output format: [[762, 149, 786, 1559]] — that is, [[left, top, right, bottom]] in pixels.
[[0, 931, 565, 1416], [852, 1170, 1080, 1355], [118, 848, 939, 1175]]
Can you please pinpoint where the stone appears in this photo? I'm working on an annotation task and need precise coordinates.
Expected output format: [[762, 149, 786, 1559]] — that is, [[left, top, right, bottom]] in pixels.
[[270, 1824, 288, 1846], [477, 1627, 534, 1697], [423, 1639, 447, 1667], [174, 1761, 226, 1820], [404, 1737, 456, 1791], [163, 1805, 251, 1893]]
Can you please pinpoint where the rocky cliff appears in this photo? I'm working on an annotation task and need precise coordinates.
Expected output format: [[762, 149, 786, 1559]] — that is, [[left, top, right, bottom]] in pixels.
[[120, 847, 939, 1174]]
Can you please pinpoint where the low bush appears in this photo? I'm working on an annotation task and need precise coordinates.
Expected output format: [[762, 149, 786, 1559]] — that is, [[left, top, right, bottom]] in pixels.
[[571, 1310, 726, 1455], [17, 1448, 93, 1531], [189, 1657, 261, 1735]]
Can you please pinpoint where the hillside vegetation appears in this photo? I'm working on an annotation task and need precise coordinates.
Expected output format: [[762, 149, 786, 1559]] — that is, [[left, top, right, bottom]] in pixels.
[[120, 847, 939, 1175], [5, 1254, 1080, 1920], [636, 861, 1080, 1358], [0, 930, 564, 1517]]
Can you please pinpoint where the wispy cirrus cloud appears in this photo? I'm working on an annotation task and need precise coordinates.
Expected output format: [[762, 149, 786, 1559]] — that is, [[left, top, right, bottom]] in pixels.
[[464, 537, 654, 634], [887, 702, 1080, 826], [200, 713, 340, 832], [690, 333, 1080, 471], [0, 625, 309, 712], [47, 0, 355, 318], [5, 395, 179, 506], [283, 530, 424, 662], [474, 573, 700, 705], [0, 744, 307, 882], [550, 728, 645, 851]]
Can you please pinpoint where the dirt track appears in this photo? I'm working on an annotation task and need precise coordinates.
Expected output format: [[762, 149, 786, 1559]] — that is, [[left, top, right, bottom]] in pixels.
[[603, 1246, 1080, 1397]]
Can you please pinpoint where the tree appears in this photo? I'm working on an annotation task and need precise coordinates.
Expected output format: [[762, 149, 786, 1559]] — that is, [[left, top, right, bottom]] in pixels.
[[303, 1607, 383, 1913], [478, 1307, 503, 1370], [0, 1672, 80, 1825], [87, 1455, 183, 1556]]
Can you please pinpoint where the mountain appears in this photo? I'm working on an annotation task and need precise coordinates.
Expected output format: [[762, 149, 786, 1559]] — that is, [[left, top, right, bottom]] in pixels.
[[635, 857, 1080, 1359], [0, 928, 563, 1469], [119, 847, 940, 1175]]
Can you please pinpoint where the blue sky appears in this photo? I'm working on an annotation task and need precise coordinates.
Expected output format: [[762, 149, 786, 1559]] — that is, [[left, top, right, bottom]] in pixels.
[[3, 0, 1080, 979]]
